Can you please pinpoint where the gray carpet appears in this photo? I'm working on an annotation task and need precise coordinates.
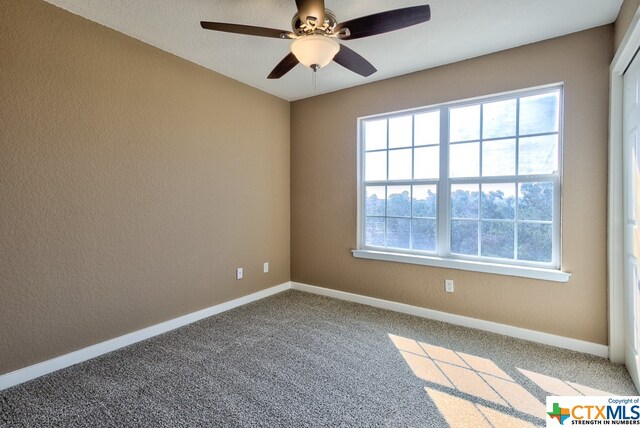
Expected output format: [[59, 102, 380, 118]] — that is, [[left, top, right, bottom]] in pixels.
[[0, 290, 636, 427]]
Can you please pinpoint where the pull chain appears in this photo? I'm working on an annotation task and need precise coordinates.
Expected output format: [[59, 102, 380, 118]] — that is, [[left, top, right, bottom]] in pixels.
[[311, 64, 320, 93]]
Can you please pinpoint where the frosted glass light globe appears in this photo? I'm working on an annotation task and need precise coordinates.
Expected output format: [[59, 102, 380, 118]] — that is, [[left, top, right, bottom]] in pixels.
[[290, 35, 340, 69]]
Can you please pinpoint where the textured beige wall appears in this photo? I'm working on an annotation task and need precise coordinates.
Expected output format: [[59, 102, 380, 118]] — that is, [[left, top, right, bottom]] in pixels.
[[291, 26, 613, 344], [0, 0, 290, 375], [615, 0, 640, 50]]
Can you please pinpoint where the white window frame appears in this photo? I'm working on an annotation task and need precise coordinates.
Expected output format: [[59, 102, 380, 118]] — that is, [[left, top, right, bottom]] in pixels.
[[353, 84, 571, 282]]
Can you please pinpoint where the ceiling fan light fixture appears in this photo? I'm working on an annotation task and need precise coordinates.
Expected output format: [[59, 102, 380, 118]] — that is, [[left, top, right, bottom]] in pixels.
[[201, 3, 431, 79], [290, 35, 339, 69]]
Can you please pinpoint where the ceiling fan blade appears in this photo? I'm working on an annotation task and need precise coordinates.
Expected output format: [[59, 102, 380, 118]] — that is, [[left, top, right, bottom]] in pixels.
[[336, 5, 431, 40], [295, 0, 325, 26], [333, 44, 376, 77], [200, 22, 289, 39], [268, 53, 300, 79]]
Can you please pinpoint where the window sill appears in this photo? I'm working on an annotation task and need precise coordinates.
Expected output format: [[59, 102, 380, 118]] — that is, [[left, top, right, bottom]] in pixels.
[[351, 249, 571, 282]]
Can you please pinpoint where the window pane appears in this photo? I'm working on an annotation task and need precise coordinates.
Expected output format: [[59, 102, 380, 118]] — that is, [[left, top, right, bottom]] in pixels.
[[388, 148, 412, 180], [518, 223, 552, 262], [483, 99, 516, 139], [387, 218, 410, 249], [482, 139, 515, 177], [481, 183, 515, 220], [519, 91, 559, 135], [450, 142, 480, 178], [450, 104, 480, 142], [451, 220, 478, 255], [415, 111, 440, 146], [389, 115, 412, 149], [481, 221, 514, 259], [365, 186, 385, 216], [364, 119, 387, 151], [387, 186, 411, 217], [412, 219, 436, 251], [414, 146, 439, 179], [365, 151, 387, 181], [518, 182, 553, 221], [451, 184, 479, 219], [518, 135, 558, 175], [412, 185, 437, 218], [365, 217, 385, 246]]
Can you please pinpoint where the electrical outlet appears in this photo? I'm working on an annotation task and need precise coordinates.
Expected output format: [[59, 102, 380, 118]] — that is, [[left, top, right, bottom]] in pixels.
[[263, 262, 269, 273], [236, 267, 243, 280], [445, 279, 454, 293]]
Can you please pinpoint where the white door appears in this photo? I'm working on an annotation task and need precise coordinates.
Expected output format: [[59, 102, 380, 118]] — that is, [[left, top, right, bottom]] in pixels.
[[624, 51, 640, 390]]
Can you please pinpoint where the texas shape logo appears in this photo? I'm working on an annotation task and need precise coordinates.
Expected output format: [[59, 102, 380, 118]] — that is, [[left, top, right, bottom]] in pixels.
[[547, 402, 571, 425]]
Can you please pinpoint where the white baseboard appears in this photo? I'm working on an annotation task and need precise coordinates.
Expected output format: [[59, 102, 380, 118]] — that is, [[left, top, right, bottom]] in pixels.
[[1, 280, 610, 391], [290, 282, 609, 359], [0, 282, 291, 391]]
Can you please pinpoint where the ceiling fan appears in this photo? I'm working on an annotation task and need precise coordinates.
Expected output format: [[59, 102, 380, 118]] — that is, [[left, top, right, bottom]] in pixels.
[[200, 1, 431, 79]]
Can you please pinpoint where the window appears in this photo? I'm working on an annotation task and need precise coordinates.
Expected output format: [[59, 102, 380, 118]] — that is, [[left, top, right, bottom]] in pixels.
[[355, 85, 568, 281]]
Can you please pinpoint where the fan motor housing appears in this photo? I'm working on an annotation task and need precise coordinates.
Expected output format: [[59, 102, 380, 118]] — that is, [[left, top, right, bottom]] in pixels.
[[291, 9, 338, 36]]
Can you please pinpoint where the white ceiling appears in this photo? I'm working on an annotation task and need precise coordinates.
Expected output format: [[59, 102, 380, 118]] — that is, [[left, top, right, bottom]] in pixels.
[[44, 0, 622, 101]]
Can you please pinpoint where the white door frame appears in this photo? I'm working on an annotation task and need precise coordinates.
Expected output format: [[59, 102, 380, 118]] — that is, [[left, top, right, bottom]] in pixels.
[[610, 6, 640, 364]]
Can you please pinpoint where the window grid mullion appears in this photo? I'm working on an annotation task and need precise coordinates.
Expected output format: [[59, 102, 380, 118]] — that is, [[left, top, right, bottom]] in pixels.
[[411, 114, 416, 181], [478, 184, 482, 257], [438, 107, 450, 257], [384, 185, 388, 248], [478, 105, 484, 257], [359, 121, 364, 249], [553, 174, 561, 265], [448, 174, 557, 184], [409, 185, 414, 250], [514, 96, 521, 260], [384, 119, 389, 248], [410, 115, 415, 250], [385, 118, 390, 179], [553, 89, 564, 266], [364, 180, 439, 186], [446, 130, 558, 146]]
